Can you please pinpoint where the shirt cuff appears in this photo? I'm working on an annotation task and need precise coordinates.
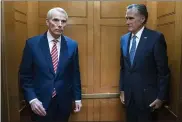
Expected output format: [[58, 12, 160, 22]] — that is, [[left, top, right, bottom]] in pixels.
[[29, 98, 38, 104], [75, 100, 81, 103]]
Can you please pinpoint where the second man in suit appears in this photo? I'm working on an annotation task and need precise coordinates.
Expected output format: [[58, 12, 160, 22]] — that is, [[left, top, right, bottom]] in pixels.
[[119, 4, 170, 122], [19, 7, 82, 122]]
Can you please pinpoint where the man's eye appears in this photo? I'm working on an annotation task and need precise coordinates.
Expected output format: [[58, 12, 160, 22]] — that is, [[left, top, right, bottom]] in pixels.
[[61, 20, 66, 23], [126, 17, 134, 20], [53, 19, 59, 22]]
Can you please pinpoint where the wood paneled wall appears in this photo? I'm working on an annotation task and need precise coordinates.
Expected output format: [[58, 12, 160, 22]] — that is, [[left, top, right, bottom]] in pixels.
[[157, 1, 176, 114], [2, 1, 39, 122], [2, 1, 182, 122], [27, 2, 38, 38], [3, 2, 28, 122], [156, 2, 182, 118], [146, 2, 157, 29], [175, 2, 182, 121]]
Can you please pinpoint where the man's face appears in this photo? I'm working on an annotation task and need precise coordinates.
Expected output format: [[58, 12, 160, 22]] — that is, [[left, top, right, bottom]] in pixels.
[[46, 11, 67, 38], [125, 8, 145, 34]]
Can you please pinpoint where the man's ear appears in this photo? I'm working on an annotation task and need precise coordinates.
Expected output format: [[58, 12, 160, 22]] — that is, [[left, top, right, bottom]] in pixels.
[[46, 19, 49, 26], [140, 16, 145, 24]]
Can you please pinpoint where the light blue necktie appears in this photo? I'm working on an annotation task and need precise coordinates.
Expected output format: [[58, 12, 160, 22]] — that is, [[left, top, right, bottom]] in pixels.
[[130, 35, 137, 65]]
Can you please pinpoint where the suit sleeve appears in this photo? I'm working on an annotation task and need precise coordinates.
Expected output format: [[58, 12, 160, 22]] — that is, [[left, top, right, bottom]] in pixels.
[[120, 37, 124, 91], [19, 40, 36, 102], [73, 44, 82, 100], [154, 33, 170, 100]]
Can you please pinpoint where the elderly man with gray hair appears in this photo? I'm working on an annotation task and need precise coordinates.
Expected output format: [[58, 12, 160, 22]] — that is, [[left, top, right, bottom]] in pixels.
[[19, 7, 82, 122], [119, 4, 170, 122]]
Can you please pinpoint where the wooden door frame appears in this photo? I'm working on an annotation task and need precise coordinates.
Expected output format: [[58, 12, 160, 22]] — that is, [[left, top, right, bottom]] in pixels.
[[2, 1, 10, 122], [175, 2, 182, 121], [177, 2, 182, 121], [2, 1, 20, 122]]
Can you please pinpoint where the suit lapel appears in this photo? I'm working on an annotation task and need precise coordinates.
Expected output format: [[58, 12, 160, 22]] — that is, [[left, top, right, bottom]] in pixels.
[[123, 33, 131, 57], [123, 32, 132, 66], [39, 32, 55, 75], [56, 35, 69, 77], [131, 28, 148, 69]]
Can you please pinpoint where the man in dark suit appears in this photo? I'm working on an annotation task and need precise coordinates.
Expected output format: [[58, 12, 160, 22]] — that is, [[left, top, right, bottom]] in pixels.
[[19, 7, 82, 122], [119, 4, 170, 122]]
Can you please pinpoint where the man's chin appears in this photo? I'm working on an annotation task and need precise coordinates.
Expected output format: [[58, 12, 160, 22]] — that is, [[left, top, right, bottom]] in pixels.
[[52, 33, 62, 38], [128, 28, 133, 32]]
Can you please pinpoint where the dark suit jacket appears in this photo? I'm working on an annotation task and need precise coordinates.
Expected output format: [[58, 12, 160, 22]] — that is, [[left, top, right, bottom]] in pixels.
[[119, 28, 170, 109], [19, 32, 81, 111]]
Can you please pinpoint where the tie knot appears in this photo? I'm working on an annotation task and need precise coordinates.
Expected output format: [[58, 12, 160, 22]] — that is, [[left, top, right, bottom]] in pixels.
[[133, 35, 137, 39], [53, 39, 58, 43]]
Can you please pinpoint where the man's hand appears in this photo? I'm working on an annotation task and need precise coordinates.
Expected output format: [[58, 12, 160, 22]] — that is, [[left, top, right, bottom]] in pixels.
[[30, 99, 46, 116], [149, 98, 163, 110], [74, 101, 82, 113], [120, 91, 125, 104]]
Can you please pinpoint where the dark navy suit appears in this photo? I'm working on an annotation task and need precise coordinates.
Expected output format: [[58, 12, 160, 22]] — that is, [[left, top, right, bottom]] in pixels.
[[120, 28, 170, 122], [19, 32, 81, 121]]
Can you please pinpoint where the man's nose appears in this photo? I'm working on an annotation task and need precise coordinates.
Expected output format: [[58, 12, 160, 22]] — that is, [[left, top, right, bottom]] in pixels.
[[58, 21, 63, 27], [126, 19, 130, 25]]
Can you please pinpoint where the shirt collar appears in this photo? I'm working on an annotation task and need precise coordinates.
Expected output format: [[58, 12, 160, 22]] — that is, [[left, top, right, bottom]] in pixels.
[[131, 26, 145, 39], [47, 30, 61, 43]]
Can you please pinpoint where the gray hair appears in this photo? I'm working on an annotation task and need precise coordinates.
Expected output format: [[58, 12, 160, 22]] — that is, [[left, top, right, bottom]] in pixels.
[[47, 7, 68, 20], [127, 4, 148, 24]]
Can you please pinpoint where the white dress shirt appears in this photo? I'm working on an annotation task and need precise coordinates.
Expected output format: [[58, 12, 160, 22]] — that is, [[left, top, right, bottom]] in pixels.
[[47, 30, 61, 59], [29, 31, 81, 104], [129, 26, 145, 52]]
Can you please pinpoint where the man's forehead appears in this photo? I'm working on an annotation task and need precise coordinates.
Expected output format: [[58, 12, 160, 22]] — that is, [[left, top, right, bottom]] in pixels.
[[51, 16, 67, 20], [51, 12, 67, 19]]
